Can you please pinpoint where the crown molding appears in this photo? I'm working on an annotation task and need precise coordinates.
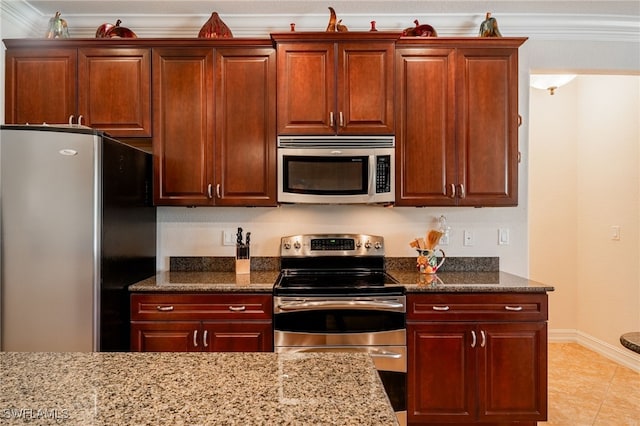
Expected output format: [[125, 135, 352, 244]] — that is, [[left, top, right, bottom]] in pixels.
[[1, 2, 638, 43]]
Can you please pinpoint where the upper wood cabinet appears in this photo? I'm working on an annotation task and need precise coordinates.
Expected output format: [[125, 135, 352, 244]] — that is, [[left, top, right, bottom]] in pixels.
[[4, 40, 151, 137], [152, 42, 276, 206], [395, 38, 526, 207], [272, 32, 399, 135]]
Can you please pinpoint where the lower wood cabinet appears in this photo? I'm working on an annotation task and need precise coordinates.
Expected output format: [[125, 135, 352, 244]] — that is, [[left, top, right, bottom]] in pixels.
[[407, 293, 548, 425], [130, 293, 273, 352]]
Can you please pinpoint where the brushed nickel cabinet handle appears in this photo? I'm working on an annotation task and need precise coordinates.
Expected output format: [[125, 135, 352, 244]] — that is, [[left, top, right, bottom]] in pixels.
[[432, 306, 450, 311], [449, 184, 456, 199], [505, 305, 523, 311], [480, 330, 486, 347], [216, 184, 221, 199], [339, 111, 344, 127], [193, 330, 198, 347], [228, 305, 246, 312], [458, 184, 466, 199], [203, 330, 208, 348], [471, 330, 477, 348], [156, 305, 174, 312], [329, 111, 335, 127], [207, 184, 213, 199]]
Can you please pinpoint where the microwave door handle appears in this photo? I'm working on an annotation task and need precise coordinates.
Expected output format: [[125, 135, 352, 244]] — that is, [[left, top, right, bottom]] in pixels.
[[368, 155, 376, 196]]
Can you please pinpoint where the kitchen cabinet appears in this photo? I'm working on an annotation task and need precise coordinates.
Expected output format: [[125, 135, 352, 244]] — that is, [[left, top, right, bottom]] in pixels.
[[395, 38, 526, 206], [4, 41, 151, 138], [130, 293, 273, 352], [406, 293, 547, 425], [272, 32, 399, 135], [153, 44, 276, 206]]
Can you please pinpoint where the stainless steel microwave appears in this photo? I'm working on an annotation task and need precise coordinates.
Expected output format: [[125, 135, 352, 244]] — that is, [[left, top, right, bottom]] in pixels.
[[277, 136, 395, 204]]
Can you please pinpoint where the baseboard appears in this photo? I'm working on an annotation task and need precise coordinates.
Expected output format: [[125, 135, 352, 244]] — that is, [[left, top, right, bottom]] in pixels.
[[549, 328, 640, 372]]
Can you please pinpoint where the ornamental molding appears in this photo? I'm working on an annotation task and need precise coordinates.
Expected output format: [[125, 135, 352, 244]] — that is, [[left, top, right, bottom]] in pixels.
[[2, 1, 639, 43]]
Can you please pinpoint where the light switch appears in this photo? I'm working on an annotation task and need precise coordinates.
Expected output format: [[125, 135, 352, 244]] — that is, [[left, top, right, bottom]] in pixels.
[[499, 228, 510, 245], [611, 225, 621, 241], [223, 230, 236, 246]]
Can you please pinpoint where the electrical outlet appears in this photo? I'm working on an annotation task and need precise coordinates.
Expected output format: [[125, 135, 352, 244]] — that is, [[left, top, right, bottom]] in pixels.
[[463, 230, 474, 246], [611, 225, 621, 241], [440, 232, 450, 245], [222, 230, 236, 246]]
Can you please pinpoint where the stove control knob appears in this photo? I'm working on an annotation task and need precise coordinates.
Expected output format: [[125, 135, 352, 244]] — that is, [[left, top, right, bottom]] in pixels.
[[374, 241, 382, 250], [355, 240, 362, 248], [283, 241, 291, 250], [364, 240, 372, 249], [293, 241, 302, 250]]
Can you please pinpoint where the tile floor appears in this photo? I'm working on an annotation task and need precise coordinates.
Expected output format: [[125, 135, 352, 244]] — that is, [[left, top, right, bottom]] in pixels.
[[542, 343, 640, 425]]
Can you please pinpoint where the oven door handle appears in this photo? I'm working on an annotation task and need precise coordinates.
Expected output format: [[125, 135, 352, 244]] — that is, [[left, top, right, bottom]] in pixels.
[[279, 346, 403, 359], [277, 300, 404, 311]]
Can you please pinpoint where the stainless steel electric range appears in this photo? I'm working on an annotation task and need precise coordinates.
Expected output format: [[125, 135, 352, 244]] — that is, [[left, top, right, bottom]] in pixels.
[[273, 234, 406, 422]]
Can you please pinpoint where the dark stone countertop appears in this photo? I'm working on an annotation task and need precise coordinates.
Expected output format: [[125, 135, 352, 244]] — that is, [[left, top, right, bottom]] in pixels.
[[620, 332, 640, 354]]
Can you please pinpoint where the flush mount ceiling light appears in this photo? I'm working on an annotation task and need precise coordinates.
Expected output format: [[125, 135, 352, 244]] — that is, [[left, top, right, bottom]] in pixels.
[[530, 74, 577, 95]]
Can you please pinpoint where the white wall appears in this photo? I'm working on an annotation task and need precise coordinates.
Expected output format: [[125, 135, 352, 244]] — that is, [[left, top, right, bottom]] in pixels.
[[529, 75, 640, 365]]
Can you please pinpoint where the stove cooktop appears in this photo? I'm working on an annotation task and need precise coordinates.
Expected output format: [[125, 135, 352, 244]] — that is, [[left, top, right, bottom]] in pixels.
[[274, 269, 404, 296]]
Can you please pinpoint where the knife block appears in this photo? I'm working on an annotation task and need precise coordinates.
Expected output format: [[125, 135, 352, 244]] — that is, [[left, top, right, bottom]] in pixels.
[[235, 258, 250, 275]]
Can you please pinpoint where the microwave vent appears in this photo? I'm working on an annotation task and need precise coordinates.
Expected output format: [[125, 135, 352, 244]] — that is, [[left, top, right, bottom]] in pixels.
[[278, 135, 395, 148]]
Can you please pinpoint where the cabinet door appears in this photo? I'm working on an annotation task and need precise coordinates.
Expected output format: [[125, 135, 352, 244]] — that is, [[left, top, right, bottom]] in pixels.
[[276, 42, 335, 135], [153, 48, 215, 206], [407, 322, 476, 423], [456, 48, 519, 206], [477, 322, 548, 422], [203, 322, 273, 352], [130, 321, 199, 352], [5, 48, 77, 125], [78, 48, 151, 137], [395, 47, 457, 206], [215, 48, 277, 206], [337, 41, 395, 135]]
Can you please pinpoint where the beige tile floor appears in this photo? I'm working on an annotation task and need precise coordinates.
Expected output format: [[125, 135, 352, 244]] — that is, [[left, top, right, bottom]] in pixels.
[[541, 343, 640, 425]]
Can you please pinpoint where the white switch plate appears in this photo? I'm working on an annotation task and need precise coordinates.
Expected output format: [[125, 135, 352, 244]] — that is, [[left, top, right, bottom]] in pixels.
[[611, 225, 621, 241], [440, 232, 450, 245], [498, 228, 510, 245], [463, 230, 474, 246], [222, 230, 236, 246]]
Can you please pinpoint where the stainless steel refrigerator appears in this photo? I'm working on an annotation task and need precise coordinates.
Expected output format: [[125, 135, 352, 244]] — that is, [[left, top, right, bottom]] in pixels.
[[0, 125, 156, 351]]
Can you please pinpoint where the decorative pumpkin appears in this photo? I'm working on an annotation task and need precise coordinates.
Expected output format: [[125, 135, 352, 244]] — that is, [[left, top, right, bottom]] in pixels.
[[479, 12, 502, 37], [96, 20, 137, 38], [198, 12, 233, 38], [45, 12, 69, 39], [402, 19, 438, 37]]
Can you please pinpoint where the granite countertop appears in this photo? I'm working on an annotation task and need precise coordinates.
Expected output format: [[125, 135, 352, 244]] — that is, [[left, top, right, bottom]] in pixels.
[[620, 332, 640, 354], [389, 270, 555, 293], [129, 270, 554, 293], [129, 271, 278, 292], [0, 352, 397, 425]]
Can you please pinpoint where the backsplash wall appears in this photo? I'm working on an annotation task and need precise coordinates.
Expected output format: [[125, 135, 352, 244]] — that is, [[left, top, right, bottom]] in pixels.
[[157, 204, 528, 275]]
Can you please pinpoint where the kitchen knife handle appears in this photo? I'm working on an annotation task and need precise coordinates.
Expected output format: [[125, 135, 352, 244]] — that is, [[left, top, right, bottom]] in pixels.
[[193, 330, 198, 347], [216, 184, 221, 198], [207, 184, 213, 199]]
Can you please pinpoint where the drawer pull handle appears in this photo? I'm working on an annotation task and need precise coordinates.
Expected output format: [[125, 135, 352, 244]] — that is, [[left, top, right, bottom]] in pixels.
[[432, 306, 450, 311], [193, 330, 198, 347], [505, 305, 523, 311], [229, 305, 246, 312], [480, 330, 486, 347], [203, 330, 208, 348], [156, 305, 174, 312], [471, 330, 477, 348]]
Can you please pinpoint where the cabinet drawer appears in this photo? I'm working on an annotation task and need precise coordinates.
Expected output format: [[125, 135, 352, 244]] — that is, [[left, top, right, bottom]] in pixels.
[[131, 293, 272, 321], [407, 293, 547, 322]]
